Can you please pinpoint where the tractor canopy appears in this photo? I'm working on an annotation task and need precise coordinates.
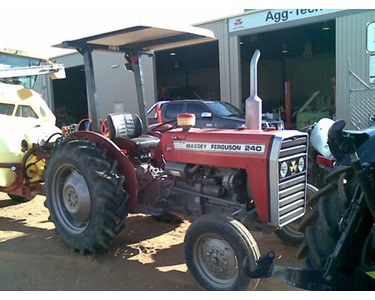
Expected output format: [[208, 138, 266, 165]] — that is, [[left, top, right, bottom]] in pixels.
[[54, 24, 217, 132]]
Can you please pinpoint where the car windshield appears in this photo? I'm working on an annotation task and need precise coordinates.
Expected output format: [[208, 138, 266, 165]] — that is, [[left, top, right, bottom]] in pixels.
[[205, 101, 244, 117]]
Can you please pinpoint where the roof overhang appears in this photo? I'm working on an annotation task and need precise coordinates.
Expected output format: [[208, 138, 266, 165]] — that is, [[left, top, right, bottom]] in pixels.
[[54, 24, 216, 53]]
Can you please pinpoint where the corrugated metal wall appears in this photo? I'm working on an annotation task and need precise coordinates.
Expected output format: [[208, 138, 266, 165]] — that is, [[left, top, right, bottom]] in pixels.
[[53, 52, 83, 68], [336, 10, 375, 129], [93, 52, 137, 117], [92, 51, 156, 119], [93, 52, 154, 118], [202, 10, 375, 127], [42, 10, 375, 128], [198, 20, 242, 107]]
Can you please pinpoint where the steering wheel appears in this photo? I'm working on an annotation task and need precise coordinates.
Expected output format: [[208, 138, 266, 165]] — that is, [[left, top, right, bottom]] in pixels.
[[148, 119, 177, 133]]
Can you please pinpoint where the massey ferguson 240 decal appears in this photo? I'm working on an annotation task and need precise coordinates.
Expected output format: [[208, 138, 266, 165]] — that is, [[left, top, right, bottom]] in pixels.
[[173, 140, 266, 154]]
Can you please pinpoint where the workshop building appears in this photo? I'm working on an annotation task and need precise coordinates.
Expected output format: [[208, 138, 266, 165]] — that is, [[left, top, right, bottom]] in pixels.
[[39, 9, 375, 130]]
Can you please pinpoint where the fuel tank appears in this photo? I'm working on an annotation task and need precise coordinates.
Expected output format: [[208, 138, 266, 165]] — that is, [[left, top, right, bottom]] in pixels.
[[0, 115, 61, 187]]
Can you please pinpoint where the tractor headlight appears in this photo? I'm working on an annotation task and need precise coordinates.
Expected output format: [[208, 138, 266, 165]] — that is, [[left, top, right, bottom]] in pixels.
[[280, 162, 288, 178], [298, 157, 305, 172]]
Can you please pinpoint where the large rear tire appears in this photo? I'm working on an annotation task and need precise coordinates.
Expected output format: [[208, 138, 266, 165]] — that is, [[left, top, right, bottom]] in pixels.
[[184, 213, 260, 291], [44, 139, 129, 253], [274, 184, 318, 246], [303, 171, 353, 269]]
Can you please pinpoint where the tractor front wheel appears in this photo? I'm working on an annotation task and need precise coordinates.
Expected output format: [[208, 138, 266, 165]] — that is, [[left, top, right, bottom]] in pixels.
[[44, 139, 129, 253], [184, 213, 260, 291]]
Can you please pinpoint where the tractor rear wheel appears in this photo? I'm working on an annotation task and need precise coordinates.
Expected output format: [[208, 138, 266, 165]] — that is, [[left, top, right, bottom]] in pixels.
[[184, 213, 260, 291], [44, 139, 128, 253], [303, 172, 353, 269], [274, 184, 318, 246], [302, 171, 374, 290]]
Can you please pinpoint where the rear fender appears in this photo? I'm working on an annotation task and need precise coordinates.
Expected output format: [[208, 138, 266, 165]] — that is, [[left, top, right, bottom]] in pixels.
[[66, 131, 138, 210], [324, 165, 353, 183]]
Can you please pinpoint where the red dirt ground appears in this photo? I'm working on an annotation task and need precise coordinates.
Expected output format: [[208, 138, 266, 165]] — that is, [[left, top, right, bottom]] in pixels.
[[0, 193, 304, 291]]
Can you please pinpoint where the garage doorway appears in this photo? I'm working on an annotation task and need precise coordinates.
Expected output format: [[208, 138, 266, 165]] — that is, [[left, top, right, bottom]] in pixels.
[[155, 41, 220, 101], [52, 65, 88, 127], [240, 19, 336, 128]]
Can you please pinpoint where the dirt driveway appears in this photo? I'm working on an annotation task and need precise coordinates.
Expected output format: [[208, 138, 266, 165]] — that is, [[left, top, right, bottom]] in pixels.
[[0, 193, 304, 291]]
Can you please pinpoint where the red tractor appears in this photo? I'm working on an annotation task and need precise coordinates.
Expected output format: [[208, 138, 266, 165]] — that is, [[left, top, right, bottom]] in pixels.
[[44, 25, 310, 291]]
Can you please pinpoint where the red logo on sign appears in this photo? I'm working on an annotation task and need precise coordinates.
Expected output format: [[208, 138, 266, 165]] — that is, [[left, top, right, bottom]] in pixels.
[[233, 18, 243, 26]]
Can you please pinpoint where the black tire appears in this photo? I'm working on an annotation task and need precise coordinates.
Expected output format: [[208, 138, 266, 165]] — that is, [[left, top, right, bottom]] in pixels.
[[44, 139, 129, 253], [184, 213, 260, 291], [274, 184, 318, 246], [303, 172, 353, 269], [7, 194, 36, 202]]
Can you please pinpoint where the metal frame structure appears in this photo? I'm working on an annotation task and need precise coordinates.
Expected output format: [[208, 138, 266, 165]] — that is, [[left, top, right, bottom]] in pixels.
[[348, 58, 375, 129], [0, 64, 65, 79]]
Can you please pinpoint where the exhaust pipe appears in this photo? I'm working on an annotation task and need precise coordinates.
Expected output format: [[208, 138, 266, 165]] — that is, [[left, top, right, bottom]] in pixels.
[[245, 50, 262, 130]]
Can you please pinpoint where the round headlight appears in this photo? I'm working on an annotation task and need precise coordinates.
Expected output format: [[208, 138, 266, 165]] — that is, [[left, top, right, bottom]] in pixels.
[[298, 157, 305, 172], [280, 162, 288, 178]]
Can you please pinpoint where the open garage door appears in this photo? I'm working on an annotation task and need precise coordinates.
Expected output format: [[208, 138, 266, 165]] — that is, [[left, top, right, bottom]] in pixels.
[[53, 65, 87, 127], [155, 41, 220, 101], [239, 20, 336, 129]]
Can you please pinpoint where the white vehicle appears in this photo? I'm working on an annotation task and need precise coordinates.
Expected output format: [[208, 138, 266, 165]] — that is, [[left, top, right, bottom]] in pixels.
[[0, 49, 64, 124], [0, 81, 57, 124], [0, 49, 64, 201]]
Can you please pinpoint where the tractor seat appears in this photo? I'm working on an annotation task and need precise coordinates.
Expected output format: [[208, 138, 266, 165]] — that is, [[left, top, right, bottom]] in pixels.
[[107, 112, 160, 151]]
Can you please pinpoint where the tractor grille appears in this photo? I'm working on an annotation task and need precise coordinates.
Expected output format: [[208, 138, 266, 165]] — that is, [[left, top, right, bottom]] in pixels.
[[270, 135, 308, 227]]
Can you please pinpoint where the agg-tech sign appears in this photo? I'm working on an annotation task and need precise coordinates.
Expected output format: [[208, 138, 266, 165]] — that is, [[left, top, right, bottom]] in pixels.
[[229, 9, 346, 34], [173, 141, 266, 154]]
